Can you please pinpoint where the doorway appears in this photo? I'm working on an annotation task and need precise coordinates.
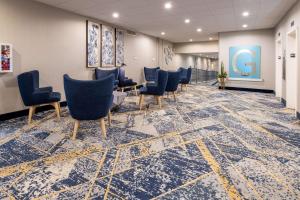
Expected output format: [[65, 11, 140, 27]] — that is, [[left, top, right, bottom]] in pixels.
[[286, 28, 299, 111], [275, 39, 283, 98]]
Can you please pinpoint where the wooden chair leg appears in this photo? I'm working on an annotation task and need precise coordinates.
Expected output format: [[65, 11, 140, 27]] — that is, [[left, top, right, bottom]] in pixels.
[[155, 96, 159, 105], [121, 88, 124, 92], [158, 96, 162, 109], [181, 84, 183, 91], [134, 85, 138, 96], [100, 118, 106, 138], [185, 84, 188, 91], [28, 106, 36, 124], [167, 92, 169, 99], [173, 92, 176, 101], [108, 110, 112, 126], [72, 120, 80, 140], [139, 95, 144, 110], [53, 102, 60, 119]]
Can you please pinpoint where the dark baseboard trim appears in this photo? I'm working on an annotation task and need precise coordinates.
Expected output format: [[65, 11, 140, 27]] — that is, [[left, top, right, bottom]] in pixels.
[[219, 86, 274, 94], [0, 101, 67, 121], [281, 98, 286, 107]]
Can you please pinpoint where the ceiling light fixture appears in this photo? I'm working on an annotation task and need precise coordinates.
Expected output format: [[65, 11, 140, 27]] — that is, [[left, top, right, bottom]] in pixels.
[[161, 32, 166, 35], [189, 39, 193, 42], [112, 12, 119, 18], [209, 37, 213, 40], [242, 11, 249, 17], [185, 19, 190, 24], [242, 24, 248, 28], [197, 28, 202, 32], [164, 2, 172, 9]]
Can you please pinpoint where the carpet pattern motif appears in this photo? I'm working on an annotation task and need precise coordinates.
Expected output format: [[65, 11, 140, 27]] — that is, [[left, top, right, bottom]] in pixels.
[[0, 84, 300, 200]]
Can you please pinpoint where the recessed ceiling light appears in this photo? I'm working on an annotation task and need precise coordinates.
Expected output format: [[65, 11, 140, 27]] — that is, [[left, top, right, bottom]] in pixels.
[[209, 37, 213, 40], [189, 39, 193, 42], [112, 12, 119, 18], [242, 24, 248, 28], [164, 2, 172, 9], [185, 19, 190, 24], [161, 32, 166, 35], [197, 28, 202, 32], [242, 11, 249, 17]]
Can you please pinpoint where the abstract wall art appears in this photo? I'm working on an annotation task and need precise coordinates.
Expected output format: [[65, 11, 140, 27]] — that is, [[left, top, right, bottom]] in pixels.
[[86, 21, 101, 68], [164, 45, 174, 65], [229, 45, 261, 80], [116, 29, 125, 67], [0, 43, 13, 73], [102, 25, 115, 67]]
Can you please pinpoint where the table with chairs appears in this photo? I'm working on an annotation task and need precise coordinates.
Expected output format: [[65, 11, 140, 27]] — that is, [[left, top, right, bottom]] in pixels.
[[17, 66, 192, 139]]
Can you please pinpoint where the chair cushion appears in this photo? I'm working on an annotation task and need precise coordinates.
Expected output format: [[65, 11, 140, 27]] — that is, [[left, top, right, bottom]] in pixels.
[[49, 92, 61, 102]]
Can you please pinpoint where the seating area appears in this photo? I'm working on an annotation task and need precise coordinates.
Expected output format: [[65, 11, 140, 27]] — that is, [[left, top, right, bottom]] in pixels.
[[1, 0, 300, 199]]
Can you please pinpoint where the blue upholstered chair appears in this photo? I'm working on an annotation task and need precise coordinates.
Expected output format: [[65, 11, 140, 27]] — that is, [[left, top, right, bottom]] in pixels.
[[179, 67, 192, 91], [118, 66, 138, 95], [165, 70, 181, 101], [139, 70, 168, 110], [64, 74, 114, 139], [17, 70, 61, 124], [95, 68, 119, 90], [144, 66, 160, 85]]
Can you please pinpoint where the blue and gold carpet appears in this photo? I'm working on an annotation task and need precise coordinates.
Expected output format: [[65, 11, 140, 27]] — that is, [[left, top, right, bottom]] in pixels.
[[0, 84, 300, 199]]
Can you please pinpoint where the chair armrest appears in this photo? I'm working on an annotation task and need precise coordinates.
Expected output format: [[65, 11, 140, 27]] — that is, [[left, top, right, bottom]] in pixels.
[[38, 86, 53, 93]]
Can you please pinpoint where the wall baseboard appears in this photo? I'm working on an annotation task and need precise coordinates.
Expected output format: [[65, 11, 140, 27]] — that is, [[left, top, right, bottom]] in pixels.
[[281, 98, 286, 107], [0, 101, 67, 121], [219, 86, 274, 94]]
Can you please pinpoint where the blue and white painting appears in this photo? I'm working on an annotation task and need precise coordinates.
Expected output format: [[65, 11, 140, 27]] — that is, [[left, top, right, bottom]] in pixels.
[[87, 21, 100, 68], [116, 29, 125, 67], [102, 25, 115, 67], [229, 45, 261, 80]]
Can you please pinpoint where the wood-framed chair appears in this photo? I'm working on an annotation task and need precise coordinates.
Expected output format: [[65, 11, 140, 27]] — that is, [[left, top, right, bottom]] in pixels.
[[63, 74, 114, 140], [17, 70, 61, 124], [179, 67, 192, 91], [139, 70, 168, 110], [165, 70, 181, 101], [118, 66, 138, 95]]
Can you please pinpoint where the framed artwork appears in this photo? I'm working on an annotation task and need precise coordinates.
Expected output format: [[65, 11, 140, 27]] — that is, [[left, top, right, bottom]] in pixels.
[[101, 25, 115, 67], [0, 43, 13, 73], [164, 45, 174, 65], [86, 21, 101, 68], [229, 45, 261, 80], [116, 29, 125, 67]]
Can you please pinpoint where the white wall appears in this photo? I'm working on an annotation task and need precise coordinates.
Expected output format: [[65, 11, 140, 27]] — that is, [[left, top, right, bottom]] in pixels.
[[275, 0, 300, 113], [0, 0, 168, 114], [174, 41, 219, 54], [218, 29, 275, 90]]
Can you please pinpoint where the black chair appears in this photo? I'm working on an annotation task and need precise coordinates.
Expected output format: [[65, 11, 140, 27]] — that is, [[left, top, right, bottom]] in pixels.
[[139, 70, 168, 110], [179, 67, 192, 91], [17, 70, 61, 124], [95, 68, 119, 90], [64, 74, 114, 139], [118, 66, 138, 95], [165, 70, 181, 101]]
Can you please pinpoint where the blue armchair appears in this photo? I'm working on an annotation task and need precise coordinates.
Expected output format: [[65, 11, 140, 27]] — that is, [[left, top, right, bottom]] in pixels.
[[165, 70, 181, 101], [179, 67, 192, 91], [139, 70, 168, 110], [95, 68, 119, 90], [17, 70, 61, 124], [118, 66, 138, 95], [64, 74, 114, 139], [144, 66, 160, 85]]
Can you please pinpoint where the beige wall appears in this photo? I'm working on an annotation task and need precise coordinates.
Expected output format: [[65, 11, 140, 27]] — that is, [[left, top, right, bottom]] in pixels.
[[0, 0, 170, 114], [174, 41, 218, 54], [218, 29, 275, 90], [275, 0, 300, 112]]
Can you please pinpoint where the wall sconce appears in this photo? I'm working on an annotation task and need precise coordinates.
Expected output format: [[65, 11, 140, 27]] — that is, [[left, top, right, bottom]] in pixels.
[[290, 53, 296, 58], [278, 56, 281, 59]]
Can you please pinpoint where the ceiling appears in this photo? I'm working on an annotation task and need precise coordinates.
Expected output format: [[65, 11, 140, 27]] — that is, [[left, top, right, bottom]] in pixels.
[[33, 0, 297, 43]]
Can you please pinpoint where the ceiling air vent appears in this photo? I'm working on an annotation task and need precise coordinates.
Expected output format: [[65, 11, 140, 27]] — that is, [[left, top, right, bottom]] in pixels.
[[127, 30, 137, 36]]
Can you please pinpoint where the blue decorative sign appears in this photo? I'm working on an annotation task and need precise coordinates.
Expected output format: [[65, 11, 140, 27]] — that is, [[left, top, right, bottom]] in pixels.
[[229, 45, 261, 80]]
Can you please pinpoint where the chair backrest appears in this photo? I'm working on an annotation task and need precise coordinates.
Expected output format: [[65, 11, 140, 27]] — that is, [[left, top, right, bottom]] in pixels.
[[155, 70, 168, 95], [144, 66, 160, 82], [165, 70, 181, 92], [64, 74, 114, 120], [118, 67, 126, 82], [179, 67, 192, 81], [17, 70, 39, 106], [95, 68, 119, 80]]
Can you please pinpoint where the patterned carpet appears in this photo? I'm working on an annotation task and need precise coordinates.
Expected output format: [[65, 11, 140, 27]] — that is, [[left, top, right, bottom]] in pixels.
[[0, 83, 300, 199]]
